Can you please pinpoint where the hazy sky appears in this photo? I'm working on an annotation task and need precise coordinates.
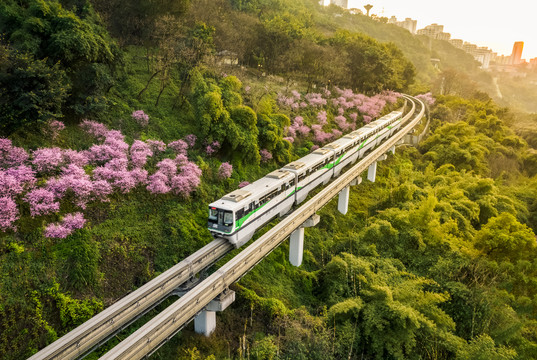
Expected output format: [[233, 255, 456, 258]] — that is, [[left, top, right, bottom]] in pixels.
[[347, 0, 537, 59]]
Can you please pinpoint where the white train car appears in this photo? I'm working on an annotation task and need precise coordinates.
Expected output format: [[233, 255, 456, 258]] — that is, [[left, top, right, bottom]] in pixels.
[[283, 148, 334, 204], [208, 110, 404, 247], [208, 169, 297, 247]]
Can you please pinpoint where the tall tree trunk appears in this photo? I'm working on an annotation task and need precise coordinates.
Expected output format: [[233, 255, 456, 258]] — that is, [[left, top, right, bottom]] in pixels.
[[137, 70, 161, 100]]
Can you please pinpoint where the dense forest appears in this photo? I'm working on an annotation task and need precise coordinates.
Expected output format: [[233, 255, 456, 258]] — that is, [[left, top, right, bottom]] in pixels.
[[1, 0, 536, 359]]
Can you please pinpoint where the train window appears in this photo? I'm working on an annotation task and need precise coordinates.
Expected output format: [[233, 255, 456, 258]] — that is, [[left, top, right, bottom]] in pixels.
[[223, 211, 233, 226], [298, 173, 306, 182], [235, 209, 243, 221], [209, 208, 218, 221]]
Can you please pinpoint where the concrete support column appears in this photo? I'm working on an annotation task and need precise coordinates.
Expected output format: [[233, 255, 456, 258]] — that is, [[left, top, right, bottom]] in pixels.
[[289, 227, 304, 267], [289, 214, 320, 267], [338, 186, 350, 215], [194, 290, 235, 337], [390, 145, 396, 155], [194, 310, 216, 336], [367, 161, 377, 182]]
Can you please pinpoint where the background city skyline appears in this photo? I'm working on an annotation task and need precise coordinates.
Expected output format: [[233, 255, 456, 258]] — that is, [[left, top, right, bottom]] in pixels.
[[347, 0, 536, 59]]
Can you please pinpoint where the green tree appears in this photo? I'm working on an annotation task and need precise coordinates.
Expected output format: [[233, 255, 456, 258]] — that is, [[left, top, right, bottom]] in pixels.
[[0, 0, 121, 118], [0, 44, 69, 135], [474, 213, 537, 262]]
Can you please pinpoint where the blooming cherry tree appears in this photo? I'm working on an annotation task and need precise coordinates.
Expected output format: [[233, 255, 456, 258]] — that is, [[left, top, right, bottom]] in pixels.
[[218, 162, 233, 179]]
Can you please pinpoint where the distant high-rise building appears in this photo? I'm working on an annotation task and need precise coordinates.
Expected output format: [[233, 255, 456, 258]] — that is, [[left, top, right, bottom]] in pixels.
[[417, 23, 449, 40], [387, 16, 417, 34], [510, 41, 524, 65], [449, 39, 464, 49], [321, 0, 348, 8], [399, 18, 417, 34], [330, 0, 348, 8], [463, 42, 477, 53]]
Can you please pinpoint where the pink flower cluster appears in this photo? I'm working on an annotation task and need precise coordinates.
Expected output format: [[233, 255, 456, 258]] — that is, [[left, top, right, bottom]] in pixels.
[[146, 158, 202, 197], [206, 141, 220, 156], [334, 115, 354, 131], [25, 189, 60, 217], [305, 93, 327, 107], [147, 140, 166, 152], [169, 140, 188, 155], [312, 125, 333, 144], [286, 116, 310, 138], [0, 124, 204, 233], [44, 212, 86, 238], [283, 137, 295, 143], [47, 120, 65, 140], [276, 88, 402, 146], [184, 134, 197, 148], [0, 197, 18, 231], [80, 120, 108, 140], [218, 162, 233, 180], [1, 138, 29, 168], [132, 110, 149, 126], [130, 140, 153, 168], [238, 181, 250, 188], [32, 148, 64, 173], [416, 92, 436, 106], [260, 149, 272, 163], [317, 111, 328, 125]]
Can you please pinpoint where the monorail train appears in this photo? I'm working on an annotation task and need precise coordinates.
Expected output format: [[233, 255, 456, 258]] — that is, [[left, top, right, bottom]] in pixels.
[[208, 110, 404, 248]]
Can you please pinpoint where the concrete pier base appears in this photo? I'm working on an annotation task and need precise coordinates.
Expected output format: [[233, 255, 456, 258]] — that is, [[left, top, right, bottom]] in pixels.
[[390, 146, 395, 154], [194, 310, 216, 336], [289, 228, 304, 267], [194, 290, 235, 336], [289, 214, 320, 267], [338, 186, 350, 215], [367, 161, 377, 182]]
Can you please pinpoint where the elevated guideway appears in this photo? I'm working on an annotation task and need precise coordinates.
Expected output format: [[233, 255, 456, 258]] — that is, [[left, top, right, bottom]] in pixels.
[[28, 238, 234, 360], [98, 96, 425, 360]]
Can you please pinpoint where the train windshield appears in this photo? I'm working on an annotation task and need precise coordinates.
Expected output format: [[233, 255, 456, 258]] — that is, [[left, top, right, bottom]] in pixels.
[[208, 207, 234, 230]]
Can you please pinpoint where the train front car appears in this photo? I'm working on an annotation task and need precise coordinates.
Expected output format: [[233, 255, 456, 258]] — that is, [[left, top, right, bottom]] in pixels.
[[208, 170, 296, 248], [208, 196, 240, 244]]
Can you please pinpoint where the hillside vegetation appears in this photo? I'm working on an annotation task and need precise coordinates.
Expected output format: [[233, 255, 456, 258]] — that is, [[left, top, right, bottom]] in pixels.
[[0, 0, 536, 359]]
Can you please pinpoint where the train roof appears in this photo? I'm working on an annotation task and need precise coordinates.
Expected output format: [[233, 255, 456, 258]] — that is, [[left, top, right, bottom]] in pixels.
[[209, 169, 294, 211], [283, 148, 334, 173], [324, 134, 356, 150]]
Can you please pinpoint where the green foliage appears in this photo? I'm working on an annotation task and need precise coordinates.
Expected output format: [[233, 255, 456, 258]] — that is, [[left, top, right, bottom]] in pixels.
[[191, 71, 260, 163], [0, 44, 69, 135], [0, 0, 121, 118], [331, 30, 415, 93], [474, 213, 536, 262], [41, 281, 103, 329], [457, 334, 517, 360], [90, 0, 190, 44], [56, 229, 102, 292], [257, 113, 293, 163]]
